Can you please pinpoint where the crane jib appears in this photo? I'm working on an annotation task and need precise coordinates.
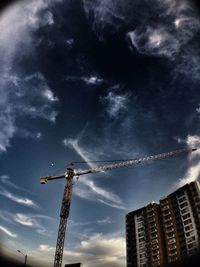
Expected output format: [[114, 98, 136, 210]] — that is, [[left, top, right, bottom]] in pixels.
[[76, 147, 195, 176]]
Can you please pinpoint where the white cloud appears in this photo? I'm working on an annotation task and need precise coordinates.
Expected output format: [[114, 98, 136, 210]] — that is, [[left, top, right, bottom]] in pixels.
[[97, 217, 111, 224], [127, 26, 180, 58], [83, 76, 103, 85], [14, 214, 35, 227], [43, 11, 54, 25], [65, 75, 103, 85], [83, 0, 200, 80], [0, 175, 33, 194], [40, 244, 54, 252], [196, 105, 200, 115], [0, 210, 53, 237], [0, 225, 17, 238], [186, 135, 200, 154], [14, 213, 52, 236], [102, 91, 129, 118], [177, 135, 200, 187], [43, 88, 58, 102], [0, 1, 59, 153], [65, 39, 74, 47], [63, 137, 95, 168], [63, 135, 125, 209], [0, 187, 38, 208], [87, 180, 123, 206], [97, 199, 125, 210], [0, 71, 58, 152], [39, 233, 126, 267]]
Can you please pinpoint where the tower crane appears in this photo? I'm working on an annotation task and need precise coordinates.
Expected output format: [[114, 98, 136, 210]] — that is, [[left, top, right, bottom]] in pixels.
[[40, 147, 197, 267]]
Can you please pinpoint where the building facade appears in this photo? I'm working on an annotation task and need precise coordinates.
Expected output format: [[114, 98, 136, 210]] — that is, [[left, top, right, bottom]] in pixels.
[[126, 181, 200, 267]]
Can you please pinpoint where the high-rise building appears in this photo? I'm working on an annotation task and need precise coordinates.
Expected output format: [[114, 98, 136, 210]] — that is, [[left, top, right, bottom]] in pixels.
[[126, 202, 166, 267], [160, 180, 200, 264], [126, 181, 200, 267]]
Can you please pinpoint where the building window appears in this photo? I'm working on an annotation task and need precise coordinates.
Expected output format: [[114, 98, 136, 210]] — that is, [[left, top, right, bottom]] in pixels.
[[180, 202, 188, 209], [186, 230, 194, 237], [169, 244, 177, 250], [181, 207, 189, 214], [167, 232, 175, 238], [169, 249, 177, 255], [187, 236, 195, 243], [137, 216, 144, 222], [138, 232, 145, 237], [152, 244, 159, 250], [188, 243, 194, 249], [138, 227, 145, 232], [178, 196, 186, 203], [151, 239, 158, 245], [166, 226, 174, 233], [168, 238, 176, 244], [169, 255, 177, 262], [183, 218, 192, 225], [182, 213, 191, 220], [185, 224, 193, 231], [162, 205, 170, 211]]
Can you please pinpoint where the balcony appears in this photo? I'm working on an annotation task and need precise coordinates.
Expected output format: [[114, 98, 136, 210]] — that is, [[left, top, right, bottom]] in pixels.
[[151, 239, 158, 245], [150, 227, 157, 234], [168, 238, 176, 244], [166, 227, 174, 234], [165, 222, 173, 227], [152, 244, 159, 250], [163, 216, 172, 222], [162, 205, 170, 211], [148, 217, 156, 223], [152, 260, 160, 267], [152, 249, 159, 256], [169, 245, 177, 251]]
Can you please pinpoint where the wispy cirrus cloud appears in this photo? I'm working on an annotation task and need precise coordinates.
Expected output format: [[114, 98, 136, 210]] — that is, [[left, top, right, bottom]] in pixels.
[[101, 90, 129, 119], [0, 71, 59, 153], [0, 186, 38, 208], [0, 0, 60, 153], [0, 225, 17, 238], [14, 213, 53, 236], [83, 0, 200, 80], [0, 210, 53, 236], [97, 216, 111, 224], [0, 175, 33, 194], [63, 135, 125, 210], [68, 216, 111, 228]]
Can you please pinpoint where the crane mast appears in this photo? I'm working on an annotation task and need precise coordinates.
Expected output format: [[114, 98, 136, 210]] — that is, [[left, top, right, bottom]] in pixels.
[[54, 166, 74, 267], [40, 147, 197, 267]]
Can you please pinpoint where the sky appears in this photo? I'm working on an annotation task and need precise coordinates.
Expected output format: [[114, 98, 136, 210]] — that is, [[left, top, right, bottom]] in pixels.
[[0, 0, 200, 266]]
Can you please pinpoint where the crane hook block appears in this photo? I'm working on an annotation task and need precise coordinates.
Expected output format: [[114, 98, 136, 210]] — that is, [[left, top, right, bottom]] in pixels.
[[40, 177, 48, 184]]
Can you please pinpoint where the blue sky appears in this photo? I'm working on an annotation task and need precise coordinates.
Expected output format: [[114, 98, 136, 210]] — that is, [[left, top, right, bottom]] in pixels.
[[0, 0, 200, 266]]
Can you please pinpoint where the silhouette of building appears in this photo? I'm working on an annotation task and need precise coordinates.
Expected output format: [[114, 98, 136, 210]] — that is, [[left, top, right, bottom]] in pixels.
[[126, 181, 200, 267], [65, 264, 83, 267]]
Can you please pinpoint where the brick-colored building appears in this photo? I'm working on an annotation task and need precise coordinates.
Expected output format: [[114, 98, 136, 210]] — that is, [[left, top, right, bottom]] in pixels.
[[126, 181, 200, 267]]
